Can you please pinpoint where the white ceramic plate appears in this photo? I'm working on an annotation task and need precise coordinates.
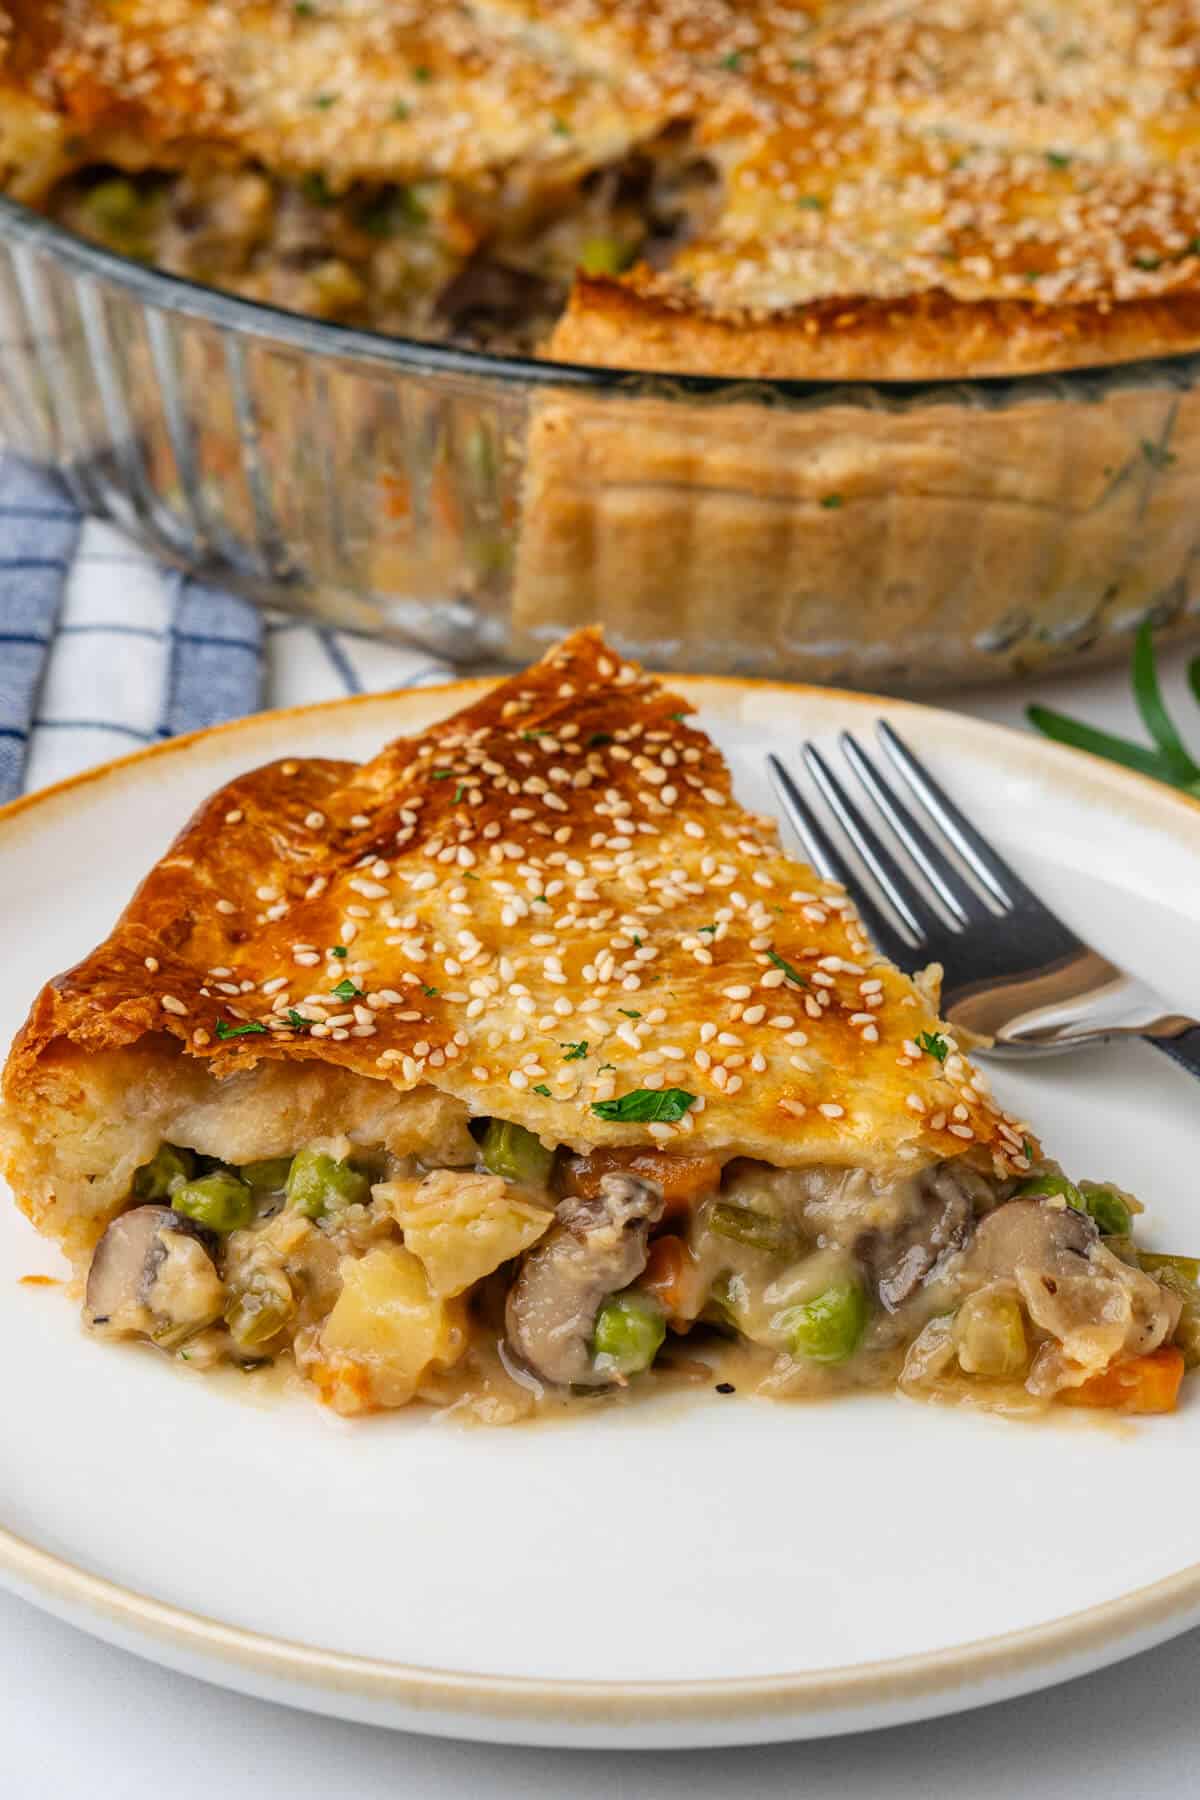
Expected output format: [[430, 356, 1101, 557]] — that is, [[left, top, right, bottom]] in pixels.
[[3, 678, 1200, 1750]]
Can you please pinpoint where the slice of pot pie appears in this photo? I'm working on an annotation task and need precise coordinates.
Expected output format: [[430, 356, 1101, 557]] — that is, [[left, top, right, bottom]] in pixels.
[[1, 630, 1194, 1422]]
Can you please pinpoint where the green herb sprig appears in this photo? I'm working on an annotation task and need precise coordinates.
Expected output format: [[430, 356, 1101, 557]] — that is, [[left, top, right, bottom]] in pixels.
[[1028, 622, 1200, 795], [592, 1087, 696, 1124]]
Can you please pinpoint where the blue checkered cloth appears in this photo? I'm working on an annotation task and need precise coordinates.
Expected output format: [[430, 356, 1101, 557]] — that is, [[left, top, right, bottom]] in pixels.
[[0, 456, 451, 803]]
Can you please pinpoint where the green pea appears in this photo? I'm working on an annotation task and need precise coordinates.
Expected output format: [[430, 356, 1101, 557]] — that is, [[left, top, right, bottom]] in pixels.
[[579, 236, 634, 276], [133, 1143, 195, 1201], [1078, 1185, 1132, 1237], [709, 1201, 794, 1256], [285, 1147, 370, 1219], [592, 1292, 666, 1376], [478, 1119, 555, 1188], [1016, 1171, 1084, 1207], [172, 1172, 255, 1234], [781, 1280, 869, 1365], [240, 1156, 294, 1193], [1019, 1172, 1132, 1236], [82, 177, 145, 239]]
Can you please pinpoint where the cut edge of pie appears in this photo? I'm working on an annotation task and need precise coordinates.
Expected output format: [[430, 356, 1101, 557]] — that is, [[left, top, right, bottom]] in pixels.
[[0, 628, 1193, 1421]]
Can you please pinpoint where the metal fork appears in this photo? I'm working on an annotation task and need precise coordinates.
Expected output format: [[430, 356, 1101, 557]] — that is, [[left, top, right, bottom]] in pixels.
[[768, 720, 1200, 1077]]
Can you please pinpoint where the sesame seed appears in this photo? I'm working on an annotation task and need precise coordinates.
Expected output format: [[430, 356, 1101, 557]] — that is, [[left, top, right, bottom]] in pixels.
[[818, 1102, 845, 1119], [160, 995, 188, 1015]]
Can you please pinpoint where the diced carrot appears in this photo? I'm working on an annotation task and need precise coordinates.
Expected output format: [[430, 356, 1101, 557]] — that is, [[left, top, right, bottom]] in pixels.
[[1064, 1345, 1185, 1414], [639, 1236, 691, 1315], [564, 1148, 722, 1219]]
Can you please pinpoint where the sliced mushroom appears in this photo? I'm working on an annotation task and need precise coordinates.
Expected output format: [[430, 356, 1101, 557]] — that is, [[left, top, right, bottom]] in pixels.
[[85, 1206, 225, 1348], [504, 1173, 664, 1387], [861, 1161, 993, 1311], [961, 1196, 1097, 1284]]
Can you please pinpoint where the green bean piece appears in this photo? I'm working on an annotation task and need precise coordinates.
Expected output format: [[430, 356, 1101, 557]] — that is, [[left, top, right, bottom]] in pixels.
[[1078, 1185, 1133, 1237], [240, 1156, 294, 1192], [171, 1171, 255, 1234], [592, 1292, 666, 1376], [133, 1143, 195, 1201], [579, 236, 634, 276], [781, 1280, 870, 1365], [478, 1119, 555, 1188], [709, 1202, 795, 1256], [225, 1272, 294, 1351], [285, 1148, 370, 1219], [1138, 1252, 1200, 1286]]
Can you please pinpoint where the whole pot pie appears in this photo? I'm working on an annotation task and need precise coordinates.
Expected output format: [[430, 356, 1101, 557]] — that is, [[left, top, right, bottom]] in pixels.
[[1, 631, 1195, 1422], [4, 3, 1200, 685]]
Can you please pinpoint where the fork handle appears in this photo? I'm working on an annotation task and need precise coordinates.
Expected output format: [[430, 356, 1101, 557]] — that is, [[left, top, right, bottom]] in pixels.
[[1147, 1026, 1200, 1083]]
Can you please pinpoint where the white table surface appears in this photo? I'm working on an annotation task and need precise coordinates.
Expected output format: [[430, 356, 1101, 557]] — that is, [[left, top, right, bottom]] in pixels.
[[4, 642, 1199, 1799]]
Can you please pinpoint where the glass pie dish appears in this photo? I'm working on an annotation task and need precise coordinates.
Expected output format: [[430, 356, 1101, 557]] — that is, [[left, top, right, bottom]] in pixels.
[[2, 191, 1200, 691]]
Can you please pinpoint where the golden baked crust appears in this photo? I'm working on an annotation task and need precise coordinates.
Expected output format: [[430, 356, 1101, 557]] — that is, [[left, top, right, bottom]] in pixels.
[[2, 630, 1034, 1252], [6, 1, 1200, 373]]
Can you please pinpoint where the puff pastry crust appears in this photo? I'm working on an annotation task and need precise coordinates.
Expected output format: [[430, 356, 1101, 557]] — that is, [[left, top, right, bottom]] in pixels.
[[1, 629, 1033, 1256], [6, 1, 1200, 374]]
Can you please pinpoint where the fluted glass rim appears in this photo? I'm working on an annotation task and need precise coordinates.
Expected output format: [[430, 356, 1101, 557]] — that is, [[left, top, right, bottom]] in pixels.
[[5, 191, 1200, 412]]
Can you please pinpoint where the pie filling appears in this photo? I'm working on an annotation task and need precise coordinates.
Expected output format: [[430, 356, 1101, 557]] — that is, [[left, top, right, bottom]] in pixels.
[[78, 1088, 1197, 1423], [45, 127, 720, 355]]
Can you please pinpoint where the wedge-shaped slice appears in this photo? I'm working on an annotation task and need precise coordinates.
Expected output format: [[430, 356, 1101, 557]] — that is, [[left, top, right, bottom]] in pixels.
[[0, 629, 1188, 1418]]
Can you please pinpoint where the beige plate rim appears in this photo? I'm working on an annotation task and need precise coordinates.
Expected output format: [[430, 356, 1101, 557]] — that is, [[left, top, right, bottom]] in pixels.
[[3, 672, 1200, 1733]]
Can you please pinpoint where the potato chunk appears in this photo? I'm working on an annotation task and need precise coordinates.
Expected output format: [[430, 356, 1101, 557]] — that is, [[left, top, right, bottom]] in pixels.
[[314, 1245, 467, 1412], [378, 1169, 554, 1298]]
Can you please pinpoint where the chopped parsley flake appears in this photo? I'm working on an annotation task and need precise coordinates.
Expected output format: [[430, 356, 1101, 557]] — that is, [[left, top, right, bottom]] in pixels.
[[330, 978, 363, 1002], [413, 65, 433, 82], [331, 945, 348, 958], [592, 1087, 696, 1124], [391, 100, 411, 121], [798, 195, 825, 210], [1023, 1137, 1036, 1161], [430, 768, 453, 780], [423, 985, 439, 997], [452, 784, 466, 804], [767, 948, 808, 987], [287, 1010, 310, 1033], [294, 1, 316, 13], [698, 923, 716, 935], [618, 1008, 642, 1019], [534, 895, 549, 905], [819, 493, 843, 509], [532, 1084, 552, 1098], [1046, 150, 1072, 168], [552, 116, 571, 136], [521, 728, 548, 740], [588, 731, 613, 747], [215, 1018, 267, 1040], [632, 934, 642, 947], [464, 871, 479, 882], [916, 1030, 949, 1063], [313, 92, 338, 109], [561, 1041, 588, 1061], [719, 51, 743, 70], [670, 712, 687, 722]]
